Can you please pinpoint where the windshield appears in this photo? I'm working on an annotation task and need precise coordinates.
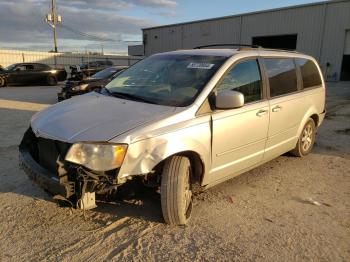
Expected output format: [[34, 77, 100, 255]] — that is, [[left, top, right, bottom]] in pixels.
[[5, 64, 17, 71], [105, 54, 227, 107], [91, 67, 119, 79]]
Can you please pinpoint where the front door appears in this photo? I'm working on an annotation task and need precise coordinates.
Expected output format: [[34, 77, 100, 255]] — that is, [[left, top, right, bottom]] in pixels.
[[210, 59, 269, 183], [10, 64, 33, 84]]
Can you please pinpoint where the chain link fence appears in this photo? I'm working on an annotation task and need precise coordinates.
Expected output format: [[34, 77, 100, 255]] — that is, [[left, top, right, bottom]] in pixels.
[[0, 49, 142, 69]]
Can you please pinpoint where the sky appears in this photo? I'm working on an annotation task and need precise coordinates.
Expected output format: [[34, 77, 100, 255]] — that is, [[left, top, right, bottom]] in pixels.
[[0, 0, 323, 54]]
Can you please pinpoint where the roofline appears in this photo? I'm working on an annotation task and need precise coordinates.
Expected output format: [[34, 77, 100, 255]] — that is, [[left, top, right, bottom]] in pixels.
[[142, 0, 348, 31]]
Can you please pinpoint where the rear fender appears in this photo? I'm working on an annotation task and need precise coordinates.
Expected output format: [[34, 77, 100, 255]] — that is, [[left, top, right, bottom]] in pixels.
[[296, 107, 320, 138]]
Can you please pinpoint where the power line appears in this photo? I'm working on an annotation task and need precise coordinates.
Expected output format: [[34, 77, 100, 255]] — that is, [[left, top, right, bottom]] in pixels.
[[60, 23, 142, 43]]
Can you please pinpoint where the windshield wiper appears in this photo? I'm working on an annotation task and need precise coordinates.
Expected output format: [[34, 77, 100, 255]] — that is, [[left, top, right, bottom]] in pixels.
[[110, 91, 158, 104]]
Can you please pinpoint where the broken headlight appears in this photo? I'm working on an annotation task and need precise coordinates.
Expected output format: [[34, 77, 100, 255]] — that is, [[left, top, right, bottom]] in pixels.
[[65, 143, 127, 171]]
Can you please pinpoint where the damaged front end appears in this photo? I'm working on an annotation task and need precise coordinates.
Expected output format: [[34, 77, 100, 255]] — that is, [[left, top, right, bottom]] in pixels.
[[19, 127, 122, 209]]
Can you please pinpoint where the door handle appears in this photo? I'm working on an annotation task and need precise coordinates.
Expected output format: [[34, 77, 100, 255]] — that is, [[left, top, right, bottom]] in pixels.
[[256, 109, 268, 117], [272, 105, 282, 112]]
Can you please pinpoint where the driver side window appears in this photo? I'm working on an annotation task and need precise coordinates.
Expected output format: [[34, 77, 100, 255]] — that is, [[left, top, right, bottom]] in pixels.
[[217, 59, 262, 103], [16, 65, 27, 71]]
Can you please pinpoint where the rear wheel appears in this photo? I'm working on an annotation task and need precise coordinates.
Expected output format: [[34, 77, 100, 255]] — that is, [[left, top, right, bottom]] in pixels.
[[161, 156, 193, 225], [0, 76, 6, 87], [47, 75, 57, 86], [290, 118, 316, 157]]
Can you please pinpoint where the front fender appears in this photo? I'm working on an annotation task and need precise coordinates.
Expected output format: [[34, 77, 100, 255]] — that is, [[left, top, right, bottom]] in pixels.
[[117, 119, 211, 183]]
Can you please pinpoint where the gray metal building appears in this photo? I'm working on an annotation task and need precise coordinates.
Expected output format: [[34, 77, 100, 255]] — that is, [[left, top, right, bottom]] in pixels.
[[142, 0, 350, 81]]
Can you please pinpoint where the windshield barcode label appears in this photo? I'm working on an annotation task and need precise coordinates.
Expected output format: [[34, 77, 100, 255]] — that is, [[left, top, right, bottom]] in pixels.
[[187, 63, 215, 69]]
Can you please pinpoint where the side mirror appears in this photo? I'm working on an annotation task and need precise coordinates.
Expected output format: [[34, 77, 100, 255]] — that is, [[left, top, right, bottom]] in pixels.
[[215, 90, 244, 109], [14, 68, 21, 72]]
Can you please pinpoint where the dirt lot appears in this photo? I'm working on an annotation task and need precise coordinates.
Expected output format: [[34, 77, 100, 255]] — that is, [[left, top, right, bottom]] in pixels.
[[0, 83, 349, 261]]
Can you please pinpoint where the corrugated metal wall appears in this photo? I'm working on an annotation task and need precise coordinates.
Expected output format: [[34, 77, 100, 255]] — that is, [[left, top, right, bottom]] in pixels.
[[0, 49, 142, 68], [143, 0, 350, 81], [320, 1, 350, 80], [240, 5, 325, 59]]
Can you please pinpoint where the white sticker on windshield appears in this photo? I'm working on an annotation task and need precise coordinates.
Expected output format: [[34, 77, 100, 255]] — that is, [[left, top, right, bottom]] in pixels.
[[187, 62, 215, 69]]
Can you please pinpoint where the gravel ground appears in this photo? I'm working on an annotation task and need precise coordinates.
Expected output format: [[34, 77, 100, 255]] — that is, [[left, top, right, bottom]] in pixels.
[[0, 83, 349, 261]]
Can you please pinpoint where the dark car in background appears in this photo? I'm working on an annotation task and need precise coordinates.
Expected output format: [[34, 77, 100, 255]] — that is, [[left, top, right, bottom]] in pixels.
[[0, 63, 67, 87], [58, 66, 128, 101], [80, 60, 114, 77]]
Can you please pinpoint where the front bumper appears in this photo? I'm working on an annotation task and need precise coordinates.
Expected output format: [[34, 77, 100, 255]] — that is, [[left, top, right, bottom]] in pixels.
[[19, 149, 72, 197], [57, 91, 69, 101], [19, 128, 122, 203], [57, 90, 87, 101]]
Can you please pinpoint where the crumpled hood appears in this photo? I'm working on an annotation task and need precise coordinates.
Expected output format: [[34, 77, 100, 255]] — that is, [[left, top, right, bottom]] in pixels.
[[31, 92, 176, 143]]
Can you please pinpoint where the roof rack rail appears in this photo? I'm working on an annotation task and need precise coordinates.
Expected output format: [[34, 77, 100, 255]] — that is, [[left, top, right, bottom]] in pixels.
[[251, 47, 301, 53], [194, 44, 261, 49]]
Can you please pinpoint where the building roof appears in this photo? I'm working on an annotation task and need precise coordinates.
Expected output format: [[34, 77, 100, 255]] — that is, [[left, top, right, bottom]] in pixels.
[[143, 0, 348, 31]]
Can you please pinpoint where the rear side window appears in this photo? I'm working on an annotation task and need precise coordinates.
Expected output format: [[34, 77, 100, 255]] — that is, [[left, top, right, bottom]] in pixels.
[[296, 58, 322, 89], [265, 58, 298, 97], [25, 65, 34, 70], [34, 64, 50, 70], [217, 59, 262, 103]]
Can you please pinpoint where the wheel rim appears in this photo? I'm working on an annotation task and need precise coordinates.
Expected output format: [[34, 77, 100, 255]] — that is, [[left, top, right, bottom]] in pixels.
[[301, 123, 313, 152], [0, 77, 4, 86], [184, 167, 193, 219]]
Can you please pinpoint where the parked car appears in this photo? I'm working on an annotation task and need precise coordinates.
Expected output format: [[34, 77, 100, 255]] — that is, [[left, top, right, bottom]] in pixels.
[[80, 60, 114, 77], [0, 63, 67, 87], [57, 66, 128, 101], [19, 48, 326, 225]]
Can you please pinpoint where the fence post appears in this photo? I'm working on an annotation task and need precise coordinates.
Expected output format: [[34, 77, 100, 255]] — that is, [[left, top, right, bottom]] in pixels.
[[22, 53, 25, 63]]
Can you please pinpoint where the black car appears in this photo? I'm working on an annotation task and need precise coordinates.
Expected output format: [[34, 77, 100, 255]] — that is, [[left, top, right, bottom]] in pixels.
[[80, 60, 114, 77], [57, 66, 128, 101], [0, 63, 67, 87]]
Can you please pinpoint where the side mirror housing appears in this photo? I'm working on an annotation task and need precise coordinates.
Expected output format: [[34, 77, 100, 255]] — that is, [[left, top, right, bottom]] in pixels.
[[215, 90, 244, 109]]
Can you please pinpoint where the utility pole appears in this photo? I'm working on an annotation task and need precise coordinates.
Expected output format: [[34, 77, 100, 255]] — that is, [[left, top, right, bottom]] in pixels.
[[46, 0, 61, 53], [52, 0, 58, 52]]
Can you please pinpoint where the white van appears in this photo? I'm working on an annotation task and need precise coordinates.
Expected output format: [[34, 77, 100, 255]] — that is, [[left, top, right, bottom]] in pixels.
[[20, 47, 326, 225]]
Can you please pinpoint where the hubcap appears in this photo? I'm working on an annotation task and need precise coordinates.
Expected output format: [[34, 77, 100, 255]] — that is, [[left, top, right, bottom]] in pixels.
[[301, 124, 313, 151]]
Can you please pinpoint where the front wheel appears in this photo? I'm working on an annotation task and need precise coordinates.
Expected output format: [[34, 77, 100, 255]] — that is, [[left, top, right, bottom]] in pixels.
[[290, 118, 316, 157], [161, 156, 193, 225], [0, 76, 6, 87]]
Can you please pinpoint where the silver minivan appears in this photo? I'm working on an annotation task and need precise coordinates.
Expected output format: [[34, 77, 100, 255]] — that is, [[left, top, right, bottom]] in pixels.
[[20, 48, 326, 225]]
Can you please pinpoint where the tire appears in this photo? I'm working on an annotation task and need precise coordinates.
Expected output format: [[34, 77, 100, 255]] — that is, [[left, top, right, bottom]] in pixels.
[[47, 75, 57, 86], [0, 76, 6, 87], [290, 118, 316, 157], [161, 156, 193, 225]]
